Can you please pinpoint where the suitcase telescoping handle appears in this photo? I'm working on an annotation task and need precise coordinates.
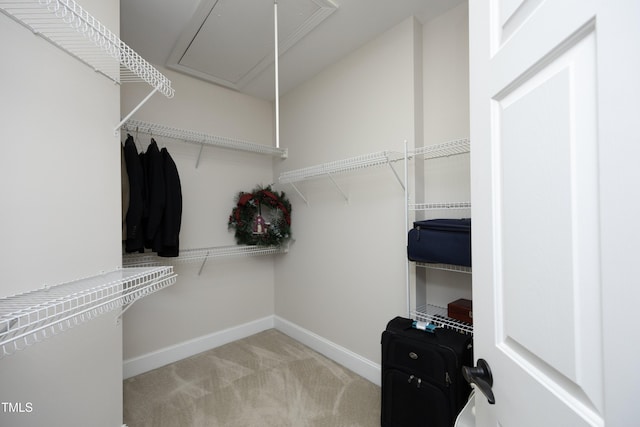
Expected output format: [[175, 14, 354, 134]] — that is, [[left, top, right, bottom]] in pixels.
[[462, 358, 495, 404]]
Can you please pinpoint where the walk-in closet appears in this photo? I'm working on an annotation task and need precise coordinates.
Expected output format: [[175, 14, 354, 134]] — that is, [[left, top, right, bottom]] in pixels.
[[2, 0, 637, 426]]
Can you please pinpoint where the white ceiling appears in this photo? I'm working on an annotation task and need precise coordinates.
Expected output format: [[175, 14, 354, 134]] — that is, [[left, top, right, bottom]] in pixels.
[[121, 0, 465, 100]]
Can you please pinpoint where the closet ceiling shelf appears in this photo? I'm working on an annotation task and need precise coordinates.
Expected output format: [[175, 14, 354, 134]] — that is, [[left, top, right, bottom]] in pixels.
[[411, 138, 470, 160], [122, 245, 288, 268], [0, 0, 174, 98], [409, 201, 471, 211], [122, 119, 287, 159], [0, 267, 176, 358], [412, 304, 473, 335]]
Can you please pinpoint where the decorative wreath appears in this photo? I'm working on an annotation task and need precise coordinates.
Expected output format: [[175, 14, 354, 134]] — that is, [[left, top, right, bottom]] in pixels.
[[228, 185, 292, 246]]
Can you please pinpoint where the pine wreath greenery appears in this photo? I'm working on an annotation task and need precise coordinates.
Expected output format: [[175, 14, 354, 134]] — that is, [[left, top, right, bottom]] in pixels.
[[228, 185, 292, 246]]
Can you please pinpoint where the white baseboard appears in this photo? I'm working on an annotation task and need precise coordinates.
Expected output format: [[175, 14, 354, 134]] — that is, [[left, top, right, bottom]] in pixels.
[[123, 316, 274, 379], [123, 315, 381, 387], [274, 316, 381, 386]]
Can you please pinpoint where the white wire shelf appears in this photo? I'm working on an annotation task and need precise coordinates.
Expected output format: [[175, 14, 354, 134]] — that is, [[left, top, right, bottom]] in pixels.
[[409, 202, 471, 211], [414, 262, 472, 274], [278, 150, 404, 204], [412, 304, 473, 335], [411, 138, 470, 159], [279, 150, 403, 184], [0, 0, 174, 134], [122, 245, 288, 269], [0, 267, 176, 358], [122, 119, 288, 160], [0, 0, 174, 98]]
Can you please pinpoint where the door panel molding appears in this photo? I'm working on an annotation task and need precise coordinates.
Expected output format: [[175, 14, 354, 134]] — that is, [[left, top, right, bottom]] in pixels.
[[490, 28, 603, 416]]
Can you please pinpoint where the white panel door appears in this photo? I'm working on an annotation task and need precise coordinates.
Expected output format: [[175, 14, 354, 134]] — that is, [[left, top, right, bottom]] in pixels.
[[469, 0, 640, 425]]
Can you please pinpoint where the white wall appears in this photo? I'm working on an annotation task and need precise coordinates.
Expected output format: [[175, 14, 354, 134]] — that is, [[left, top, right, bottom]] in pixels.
[[417, 2, 472, 309], [423, 2, 470, 146], [120, 67, 277, 362], [274, 5, 470, 369], [0, 0, 123, 425], [274, 18, 419, 366]]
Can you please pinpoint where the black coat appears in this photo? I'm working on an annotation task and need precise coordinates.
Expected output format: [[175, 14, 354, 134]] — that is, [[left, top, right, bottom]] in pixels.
[[143, 139, 166, 249], [155, 147, 182, 257], [123, 134, 145, 253], [124, 137, 182, 257]]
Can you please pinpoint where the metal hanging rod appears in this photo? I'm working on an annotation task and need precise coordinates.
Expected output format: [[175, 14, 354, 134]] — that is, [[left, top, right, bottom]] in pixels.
[[122, 119, 288, 162], [0, 267, 176, 358]]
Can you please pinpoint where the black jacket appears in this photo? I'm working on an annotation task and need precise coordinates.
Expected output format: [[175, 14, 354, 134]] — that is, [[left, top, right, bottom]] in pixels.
[[143, 139, 166, 249], [123, 134, 145, 253], [155, 147, 182, 257]]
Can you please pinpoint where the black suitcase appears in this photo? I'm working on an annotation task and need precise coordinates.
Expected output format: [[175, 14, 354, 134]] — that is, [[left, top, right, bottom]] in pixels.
[[407, 218, 472, 267], [381, 317, 473, 427]]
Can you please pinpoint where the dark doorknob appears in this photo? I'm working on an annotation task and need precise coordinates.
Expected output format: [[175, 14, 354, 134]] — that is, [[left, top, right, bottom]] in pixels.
[[462, 358, 495, 404]]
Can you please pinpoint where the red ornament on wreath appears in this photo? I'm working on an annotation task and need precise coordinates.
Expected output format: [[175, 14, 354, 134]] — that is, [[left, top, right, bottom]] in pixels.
[[228, 185, 292, 246]]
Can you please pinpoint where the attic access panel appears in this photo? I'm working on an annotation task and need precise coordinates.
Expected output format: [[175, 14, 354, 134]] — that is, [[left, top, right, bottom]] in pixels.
[[166, 0, 337, 91]]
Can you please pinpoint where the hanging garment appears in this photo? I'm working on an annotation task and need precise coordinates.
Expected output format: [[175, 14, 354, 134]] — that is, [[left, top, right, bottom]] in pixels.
[[142, 139, 166, 250], [138, 149, 148, 246], [155, 147, 182, 257], [123, 134, 145, 253], [121, 144, 130, 241]]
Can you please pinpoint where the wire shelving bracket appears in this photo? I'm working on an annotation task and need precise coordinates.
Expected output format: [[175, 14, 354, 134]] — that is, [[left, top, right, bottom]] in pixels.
[[0, 267, 177, 358], [278, 150, 404, 204], [0, 0, 175, 135], [121, 119, 288, 164]]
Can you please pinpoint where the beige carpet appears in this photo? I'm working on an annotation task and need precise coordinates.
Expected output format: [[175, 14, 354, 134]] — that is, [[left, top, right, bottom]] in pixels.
[[123, 329, 381, 426]]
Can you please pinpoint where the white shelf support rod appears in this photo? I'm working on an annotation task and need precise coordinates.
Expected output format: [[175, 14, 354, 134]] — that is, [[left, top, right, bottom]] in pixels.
[[116, 273, 177, 323], [115, 87, 159, 135], [274, 0, 280, 149], [195, 142, 205, 168], [404, 139, 411, 317], [326, 172, 349, 202], [198, 251, 211, 276], [387, 158, 405, 190], [289, 182, 309, 206]]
